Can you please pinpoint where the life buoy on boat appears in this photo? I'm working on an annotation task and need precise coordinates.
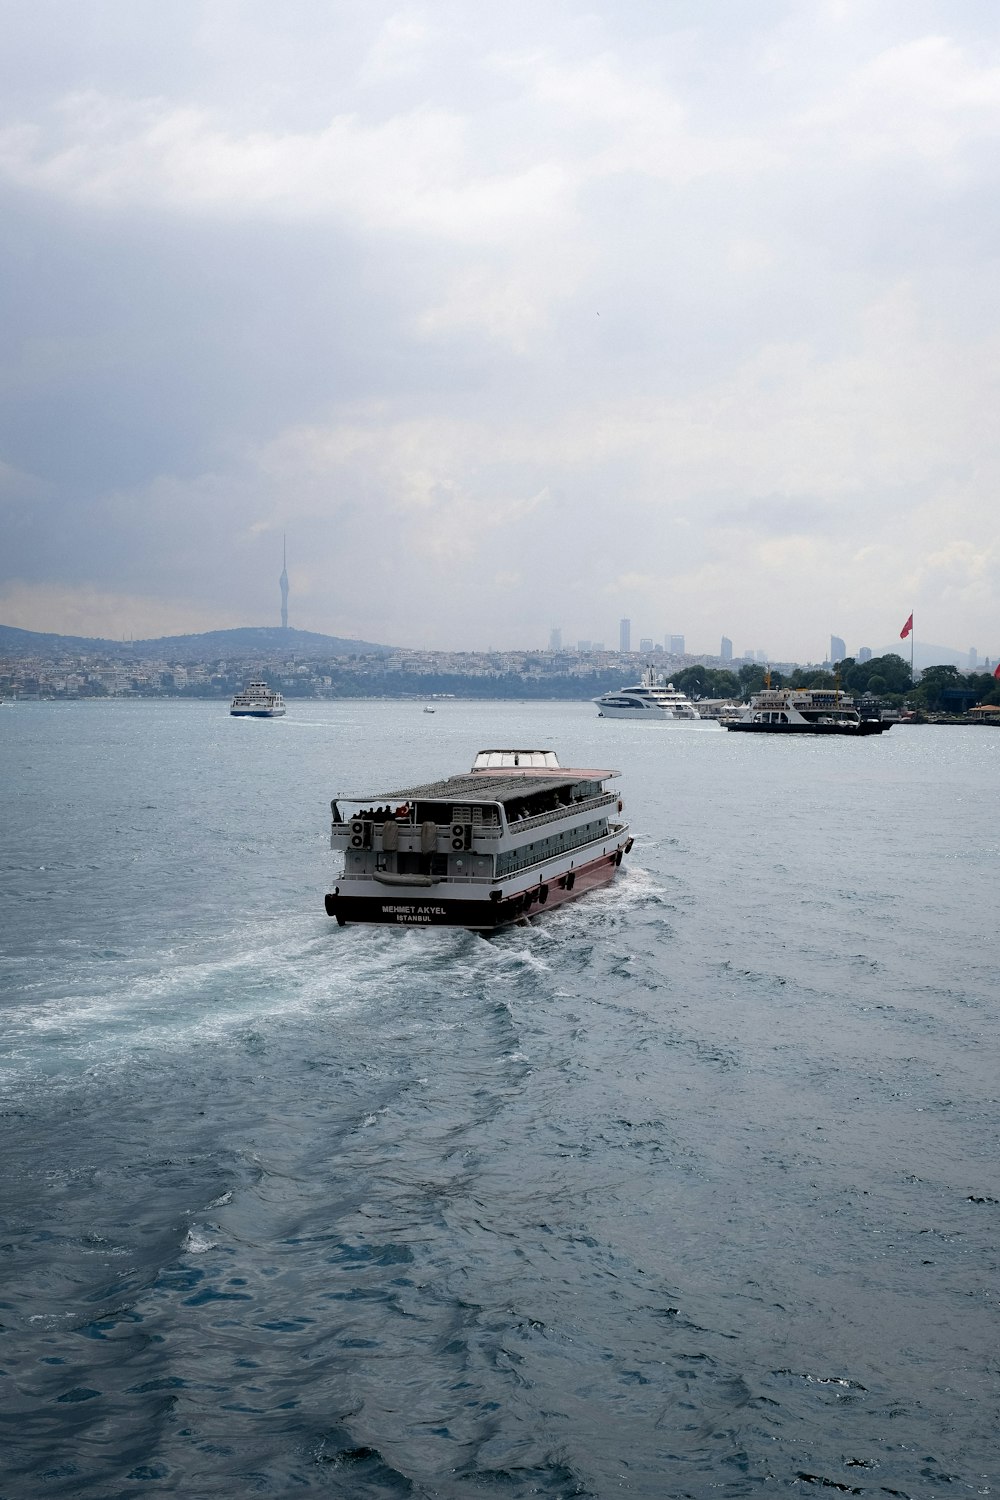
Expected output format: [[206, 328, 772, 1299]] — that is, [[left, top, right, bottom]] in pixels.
[[451, 822, 466, 838], [451, 837, 465, 851], [350, 819, 365, 835], [350, 834, 364, 849], [617, 799, 623, 813]]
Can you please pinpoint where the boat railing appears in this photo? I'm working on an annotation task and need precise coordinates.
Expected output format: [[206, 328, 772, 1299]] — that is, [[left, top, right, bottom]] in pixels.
[[507, 790, 617, 833], [332, 791, 616, 844], [355, 825, 627, 886]]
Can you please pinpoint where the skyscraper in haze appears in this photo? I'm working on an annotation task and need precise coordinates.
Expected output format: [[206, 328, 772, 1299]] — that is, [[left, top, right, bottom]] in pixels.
[[720, 636, 733, 662], [619, 618, 631, 653], [280, 536, 289, 630], [830, 635, 846, 664]]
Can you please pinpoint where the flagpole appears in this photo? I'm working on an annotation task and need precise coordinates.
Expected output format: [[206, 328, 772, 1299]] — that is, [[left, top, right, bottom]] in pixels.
[[900, 611, 915, 685]]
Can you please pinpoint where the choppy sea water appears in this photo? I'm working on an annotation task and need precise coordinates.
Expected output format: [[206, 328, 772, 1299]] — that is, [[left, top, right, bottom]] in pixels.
[[1, 698, 998, 1499]]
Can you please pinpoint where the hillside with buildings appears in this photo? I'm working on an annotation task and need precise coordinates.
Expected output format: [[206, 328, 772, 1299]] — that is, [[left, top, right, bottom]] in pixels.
[[0, 624, 390, 662]]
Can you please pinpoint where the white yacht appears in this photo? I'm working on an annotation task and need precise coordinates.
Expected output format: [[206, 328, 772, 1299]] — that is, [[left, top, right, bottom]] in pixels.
[[325, 749, 632, 930], [594, 667, 701, 720], [724, 685, 890, 735], [230, 677, 286, 718]]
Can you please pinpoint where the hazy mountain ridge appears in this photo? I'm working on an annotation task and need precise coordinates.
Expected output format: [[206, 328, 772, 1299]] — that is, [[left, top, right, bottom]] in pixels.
[[0, 625, 392, 662], [0, 622, 981, 672]]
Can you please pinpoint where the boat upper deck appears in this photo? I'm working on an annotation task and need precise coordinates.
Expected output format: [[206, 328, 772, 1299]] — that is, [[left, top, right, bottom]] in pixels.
[[341, 768, 618, 807]]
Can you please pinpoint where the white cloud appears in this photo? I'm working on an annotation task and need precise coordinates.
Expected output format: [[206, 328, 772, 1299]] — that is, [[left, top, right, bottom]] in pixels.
[[0, 88, 574, 246], [2, 2, 1000, 656], [798, 35, 1000, 167], [359, 12, 434, 85]]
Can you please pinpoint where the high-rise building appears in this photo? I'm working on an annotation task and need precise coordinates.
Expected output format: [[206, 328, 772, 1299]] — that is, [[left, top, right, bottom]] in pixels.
[[969, 647, 978, 669], [619, 618, 631, 653], [720, 636, 732, 662], [668, 634, 685, 655], [279, 535, 289, 630], [858, 646, 872, 663], [830, 635, 846, 664], [639, 637, 654, 653], [549, 627, 562, 652], [577, 639, 592, 652]]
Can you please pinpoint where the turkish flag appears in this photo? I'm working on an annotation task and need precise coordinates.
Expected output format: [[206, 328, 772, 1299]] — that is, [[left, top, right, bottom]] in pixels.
[[900, 613, 913, 639], [993, 662, 1000, 680]]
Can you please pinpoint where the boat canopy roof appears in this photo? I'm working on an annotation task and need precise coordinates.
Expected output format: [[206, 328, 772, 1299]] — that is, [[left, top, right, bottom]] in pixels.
[[341, 768, 619, 806], [339, 747, 618, 803], [472, 749, 560, 770]]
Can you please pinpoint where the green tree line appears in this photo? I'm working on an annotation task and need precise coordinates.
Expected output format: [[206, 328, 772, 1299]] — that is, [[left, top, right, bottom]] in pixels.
[[672, 653, 1000, 714]]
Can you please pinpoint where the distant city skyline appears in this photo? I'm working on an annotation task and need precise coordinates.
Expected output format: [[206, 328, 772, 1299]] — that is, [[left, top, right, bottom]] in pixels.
[[1, 615, 990, 677]]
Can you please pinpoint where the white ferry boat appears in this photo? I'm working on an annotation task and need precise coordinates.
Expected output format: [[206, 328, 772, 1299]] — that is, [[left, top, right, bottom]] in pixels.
[[594, 666, 701, 720], [229, 678, 286, 718], [724, 685, 890, 735], [325, 749, 632, 930]]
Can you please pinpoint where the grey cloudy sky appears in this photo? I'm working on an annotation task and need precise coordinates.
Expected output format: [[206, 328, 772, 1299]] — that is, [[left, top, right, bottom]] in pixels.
[[2, 0, 999, 659]]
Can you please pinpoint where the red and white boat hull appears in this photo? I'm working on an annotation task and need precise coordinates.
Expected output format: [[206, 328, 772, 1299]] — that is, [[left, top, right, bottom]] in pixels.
[[325, 843, 630, 930]]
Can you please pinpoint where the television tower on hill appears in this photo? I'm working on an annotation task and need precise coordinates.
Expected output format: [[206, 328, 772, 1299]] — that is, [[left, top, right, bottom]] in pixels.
[[279, 535, 289, 630]]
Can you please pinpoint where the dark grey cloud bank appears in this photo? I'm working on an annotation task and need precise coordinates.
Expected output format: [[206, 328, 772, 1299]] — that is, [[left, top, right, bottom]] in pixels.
[[1, 0, 999, 657]]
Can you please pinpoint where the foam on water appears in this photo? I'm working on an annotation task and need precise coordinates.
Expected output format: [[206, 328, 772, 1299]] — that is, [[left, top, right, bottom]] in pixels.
[[2, 702, 999, 1498]]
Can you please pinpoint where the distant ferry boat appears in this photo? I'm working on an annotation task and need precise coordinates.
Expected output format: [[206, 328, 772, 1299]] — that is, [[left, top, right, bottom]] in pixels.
[[325, 749, 632, 930], [230, 678, 286, 717], [724, 685, 890, 735], [594, 667, 701, 720]]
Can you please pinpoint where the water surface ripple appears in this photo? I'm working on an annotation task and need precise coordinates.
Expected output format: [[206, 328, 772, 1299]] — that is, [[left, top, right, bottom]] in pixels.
[[2, 701, 998, 1497]]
